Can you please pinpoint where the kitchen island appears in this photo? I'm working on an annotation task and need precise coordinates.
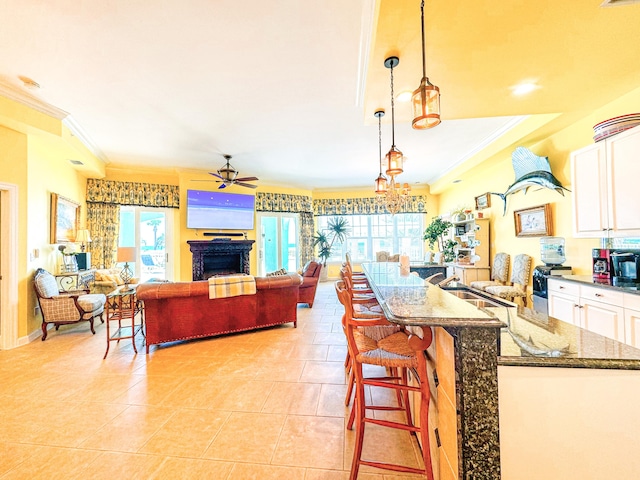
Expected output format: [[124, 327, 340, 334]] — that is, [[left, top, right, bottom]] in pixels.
[[361, 262, 640, 480]]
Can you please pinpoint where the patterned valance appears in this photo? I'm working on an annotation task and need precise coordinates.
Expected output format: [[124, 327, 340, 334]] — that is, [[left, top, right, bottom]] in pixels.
[[255, 192, 313, 213], [86, 179, 179, 208], [313, 195, 428, 216]]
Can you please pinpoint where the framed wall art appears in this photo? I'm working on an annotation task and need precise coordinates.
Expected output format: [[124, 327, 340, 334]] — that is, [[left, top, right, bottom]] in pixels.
[[50, 193, 80, 244], [514, 203, 552, 237], [474, 192, 491, 210]]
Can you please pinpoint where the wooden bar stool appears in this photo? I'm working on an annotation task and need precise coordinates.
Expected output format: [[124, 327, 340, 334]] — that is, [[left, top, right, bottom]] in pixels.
[[335, 281, 434, 480]]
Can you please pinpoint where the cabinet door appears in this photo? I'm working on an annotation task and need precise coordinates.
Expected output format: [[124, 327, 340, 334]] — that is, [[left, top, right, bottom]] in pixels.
[[580, 299, 625, 342], [548, 291, 580, 325], [624, 309, 640, 348], [571, 142, 608, 237], [606, 126, 640, 237]]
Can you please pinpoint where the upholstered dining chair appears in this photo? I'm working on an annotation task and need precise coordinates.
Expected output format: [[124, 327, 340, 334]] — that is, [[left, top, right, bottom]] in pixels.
[[33, 268, 107, 341], [469, 252, 511, 291], [485, 253, 533, 306]]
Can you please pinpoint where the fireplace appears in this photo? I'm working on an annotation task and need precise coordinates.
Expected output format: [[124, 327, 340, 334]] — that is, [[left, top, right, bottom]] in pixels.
[[187, 240, 255, 280]]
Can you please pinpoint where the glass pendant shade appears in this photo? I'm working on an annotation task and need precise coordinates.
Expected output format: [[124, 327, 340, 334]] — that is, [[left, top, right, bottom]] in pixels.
[[375, 174, 388, 195], [412, 77, 441, 129], [385, 147, 404, 176]]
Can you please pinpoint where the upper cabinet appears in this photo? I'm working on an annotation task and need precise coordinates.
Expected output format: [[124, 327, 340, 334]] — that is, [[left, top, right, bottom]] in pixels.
[[571, 124, 640, 237]]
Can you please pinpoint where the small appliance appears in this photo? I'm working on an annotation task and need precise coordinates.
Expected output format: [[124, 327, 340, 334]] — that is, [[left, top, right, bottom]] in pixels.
[[592, 248, 613, 282], [533, 237, 572, 314], [611, 250, 640, 286]]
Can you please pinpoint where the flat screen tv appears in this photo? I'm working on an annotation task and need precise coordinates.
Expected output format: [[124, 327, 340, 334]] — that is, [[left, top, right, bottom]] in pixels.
[[186, 189, 255, 230]]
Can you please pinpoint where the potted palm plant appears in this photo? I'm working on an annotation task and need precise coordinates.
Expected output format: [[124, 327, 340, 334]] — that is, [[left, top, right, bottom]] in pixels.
[[313, 217, 350, 280]]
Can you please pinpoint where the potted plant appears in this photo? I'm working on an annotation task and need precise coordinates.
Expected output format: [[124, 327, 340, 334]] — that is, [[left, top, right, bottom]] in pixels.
[[423, 216, 453, 261], [313, 217, 350, 272], [450, 206, 471, 222]]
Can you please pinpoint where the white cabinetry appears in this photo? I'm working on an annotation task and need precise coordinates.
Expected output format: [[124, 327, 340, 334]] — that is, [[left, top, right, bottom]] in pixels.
[[548, 278, 630, 343], [451, 217, 489, 267], [623, 293, 640, 348], [571, 124, 640, 237]]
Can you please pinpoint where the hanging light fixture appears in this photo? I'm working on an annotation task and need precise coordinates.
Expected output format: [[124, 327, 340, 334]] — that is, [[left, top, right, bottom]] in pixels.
[[379, 176, 411, 216], [374, 110, 388, 195], [411, 0, 441, 129], [384, 56, 404, 177]]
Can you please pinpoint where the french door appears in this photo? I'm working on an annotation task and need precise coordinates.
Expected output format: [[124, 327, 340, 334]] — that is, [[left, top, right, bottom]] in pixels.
[[119, 206, 173, 282], [257, 212, 300, 276]]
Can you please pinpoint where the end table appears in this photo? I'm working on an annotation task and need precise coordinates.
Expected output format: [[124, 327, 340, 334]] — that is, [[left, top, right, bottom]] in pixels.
[[103, 285, 144, 359]]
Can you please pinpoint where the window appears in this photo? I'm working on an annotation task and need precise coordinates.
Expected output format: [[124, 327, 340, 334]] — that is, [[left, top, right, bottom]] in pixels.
[[316, 213, 424, 262]]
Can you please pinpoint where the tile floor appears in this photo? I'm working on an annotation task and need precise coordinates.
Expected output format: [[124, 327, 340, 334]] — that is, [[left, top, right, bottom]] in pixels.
[[0, 282, 425, 479]]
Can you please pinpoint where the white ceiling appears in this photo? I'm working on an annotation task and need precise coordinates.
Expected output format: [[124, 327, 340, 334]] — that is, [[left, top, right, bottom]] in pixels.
[[1, 0, 639, 191]]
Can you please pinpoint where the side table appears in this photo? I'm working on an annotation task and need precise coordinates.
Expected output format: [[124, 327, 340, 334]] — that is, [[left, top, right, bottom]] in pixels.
[[103, 285, 145, 359]]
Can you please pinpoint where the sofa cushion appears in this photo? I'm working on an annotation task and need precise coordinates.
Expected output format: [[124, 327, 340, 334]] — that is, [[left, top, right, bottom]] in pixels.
[[266, 268, 288, 277]]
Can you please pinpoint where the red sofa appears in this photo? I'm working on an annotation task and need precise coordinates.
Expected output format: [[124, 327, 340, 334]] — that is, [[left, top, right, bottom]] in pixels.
[[137, 273, 302, 352], [298, 260, 322, 307]]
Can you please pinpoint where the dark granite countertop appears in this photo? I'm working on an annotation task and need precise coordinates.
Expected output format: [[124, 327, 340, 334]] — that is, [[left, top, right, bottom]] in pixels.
[[492, 306, 640, 370], [551, 274, 640, 296]]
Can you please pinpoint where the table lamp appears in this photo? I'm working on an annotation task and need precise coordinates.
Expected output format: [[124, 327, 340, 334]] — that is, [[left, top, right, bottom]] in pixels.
[[75, 229, 91, 252], [117, 247, 136, 286]]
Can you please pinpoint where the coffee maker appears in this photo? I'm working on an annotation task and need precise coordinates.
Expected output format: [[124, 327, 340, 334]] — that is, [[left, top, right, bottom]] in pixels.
[[592, 248, 613, 283]]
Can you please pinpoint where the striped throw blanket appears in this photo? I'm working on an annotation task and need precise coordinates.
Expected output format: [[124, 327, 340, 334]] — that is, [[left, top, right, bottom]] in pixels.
[[208, 274, 256, 299]]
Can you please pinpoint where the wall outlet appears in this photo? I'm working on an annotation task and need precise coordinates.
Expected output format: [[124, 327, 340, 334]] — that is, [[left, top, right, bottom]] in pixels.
[[34, 306, 40, 316]]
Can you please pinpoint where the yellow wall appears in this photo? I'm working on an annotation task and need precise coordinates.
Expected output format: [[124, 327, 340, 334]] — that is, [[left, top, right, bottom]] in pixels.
[[435, 87, 640, 287]]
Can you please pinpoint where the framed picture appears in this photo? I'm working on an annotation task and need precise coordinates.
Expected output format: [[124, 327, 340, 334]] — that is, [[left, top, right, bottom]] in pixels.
[[514, 203, 552, 237], [475, 192, 491, 210], [50, 193, 80, 244]]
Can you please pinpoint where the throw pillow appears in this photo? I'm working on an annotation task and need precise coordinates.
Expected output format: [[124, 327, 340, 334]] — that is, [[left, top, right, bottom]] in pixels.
[[266, 268, 288, 277]]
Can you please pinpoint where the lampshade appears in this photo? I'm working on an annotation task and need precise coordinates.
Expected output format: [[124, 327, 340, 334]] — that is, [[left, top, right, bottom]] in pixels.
[[75, 229, 91, 244], [384, 56, 404, 176], [117, 247, 136, 263]]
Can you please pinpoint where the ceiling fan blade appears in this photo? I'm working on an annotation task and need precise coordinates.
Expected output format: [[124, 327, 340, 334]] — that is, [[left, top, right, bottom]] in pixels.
[[235, 176, 259, 182], [235, 182, 258, 189], [218, 183, 227, 189], [209, 172, 225, 180]]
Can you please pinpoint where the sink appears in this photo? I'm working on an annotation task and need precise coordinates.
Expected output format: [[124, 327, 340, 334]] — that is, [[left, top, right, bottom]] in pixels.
[[441, 286, 514, 308]]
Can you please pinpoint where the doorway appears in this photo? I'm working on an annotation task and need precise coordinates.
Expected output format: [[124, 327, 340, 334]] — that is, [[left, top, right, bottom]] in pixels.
[[119, 206, 173, 282], [0, 183, 18, 349], [257, 212, 300, 276]]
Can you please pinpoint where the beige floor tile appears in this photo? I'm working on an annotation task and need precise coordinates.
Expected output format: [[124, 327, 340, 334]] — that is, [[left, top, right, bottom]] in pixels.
[[226, 462, 306, 480], [299, 361, 347, 384], [327, 345, 349, 362], [261, 382, 322, 415], [0, 442, 41, 477], [0, 445, 102, 480], [254, 359, 307, 382], [202, 411, 286, 463], [77, 404, 175, 452], [140, 408, 230, 457], [289, 343, 330, 361], [111, 374, 187, 405], [76, 451, 166, 480], [317, 383, 351, 417], [304, 468, 350, 480], [313, 332, 347, 345], [272, 415, 345, 470], [151, 457, 235, 479]]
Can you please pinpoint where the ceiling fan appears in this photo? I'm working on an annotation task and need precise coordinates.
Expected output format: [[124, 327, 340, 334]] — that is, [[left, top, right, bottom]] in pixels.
[[203, 154, 259, 189]]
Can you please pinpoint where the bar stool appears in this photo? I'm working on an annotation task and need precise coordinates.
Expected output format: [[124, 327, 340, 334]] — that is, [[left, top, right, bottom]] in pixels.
[[335, 281, 434, 480]]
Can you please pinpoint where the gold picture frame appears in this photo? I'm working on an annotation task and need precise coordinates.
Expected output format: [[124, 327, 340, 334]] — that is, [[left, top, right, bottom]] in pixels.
[[50, 193, 80, 244], [514, 203, 552, 237], [474, 192, 491, 210]]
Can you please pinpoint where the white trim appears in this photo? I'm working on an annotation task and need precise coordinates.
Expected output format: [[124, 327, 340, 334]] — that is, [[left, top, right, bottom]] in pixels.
[[62, 116, 109, 164], [0, 183, 19, 349], [0, 80, 68, 119], [355, 0, 376, 107]]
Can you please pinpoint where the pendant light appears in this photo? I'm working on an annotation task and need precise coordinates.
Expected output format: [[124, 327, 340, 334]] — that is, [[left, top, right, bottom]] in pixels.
[[411, 0, 441, 129], [384, 56, 404, 177], [374, 110, 388, 195]]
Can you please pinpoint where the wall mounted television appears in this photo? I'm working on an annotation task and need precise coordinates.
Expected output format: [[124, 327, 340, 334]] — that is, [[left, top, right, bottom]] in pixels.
[[186, 189, 256, 230]]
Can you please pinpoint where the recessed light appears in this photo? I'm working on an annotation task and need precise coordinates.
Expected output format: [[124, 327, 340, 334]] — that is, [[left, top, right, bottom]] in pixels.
[[453, 179, 462, 184], [396, 91, 412, 102], [511, 82, 539, 96], [69, 159, 84, 165]]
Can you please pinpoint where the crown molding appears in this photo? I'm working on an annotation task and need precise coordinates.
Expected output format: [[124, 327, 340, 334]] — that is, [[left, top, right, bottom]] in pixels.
[[0, 80, 108, 163]]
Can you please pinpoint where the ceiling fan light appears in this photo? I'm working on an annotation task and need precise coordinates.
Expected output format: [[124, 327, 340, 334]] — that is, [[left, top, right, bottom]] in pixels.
[[412, 77, 441, 129], [385, 147, 404, 177]]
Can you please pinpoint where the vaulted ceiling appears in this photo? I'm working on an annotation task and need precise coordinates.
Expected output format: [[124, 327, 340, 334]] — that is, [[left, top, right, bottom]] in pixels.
[[1, 0, 639, 190]]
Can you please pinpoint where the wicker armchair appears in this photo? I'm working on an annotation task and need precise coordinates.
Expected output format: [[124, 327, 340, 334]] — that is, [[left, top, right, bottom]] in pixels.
[[33, 268, 106, 341]]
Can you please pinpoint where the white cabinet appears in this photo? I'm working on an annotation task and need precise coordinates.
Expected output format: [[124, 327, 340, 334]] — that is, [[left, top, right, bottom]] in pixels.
[[571, 124, 640, 238], [623, 293, 640, 347], [547, 278, 627, 343]]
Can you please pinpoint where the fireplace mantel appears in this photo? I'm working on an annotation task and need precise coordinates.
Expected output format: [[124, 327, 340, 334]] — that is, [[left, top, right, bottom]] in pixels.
[[187, 240, 255, 280]]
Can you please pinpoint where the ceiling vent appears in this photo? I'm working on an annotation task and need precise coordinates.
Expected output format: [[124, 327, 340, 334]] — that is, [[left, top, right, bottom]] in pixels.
[[600, 0, 640, 6], [69, 159, 84, 165]]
